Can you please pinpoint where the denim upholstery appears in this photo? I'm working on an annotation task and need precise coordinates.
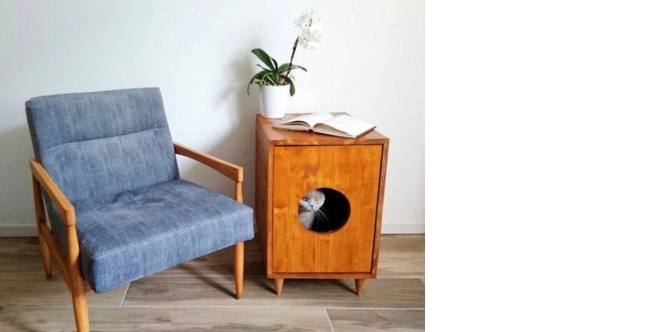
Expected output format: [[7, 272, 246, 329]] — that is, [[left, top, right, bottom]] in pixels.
[[25, 87, 254, 293], [75, 180, 253, 293], [26, 87, 179, 203]]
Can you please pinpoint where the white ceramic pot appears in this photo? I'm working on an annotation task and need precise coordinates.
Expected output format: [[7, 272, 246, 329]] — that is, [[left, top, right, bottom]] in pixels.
[[259, 85, 290, 119]]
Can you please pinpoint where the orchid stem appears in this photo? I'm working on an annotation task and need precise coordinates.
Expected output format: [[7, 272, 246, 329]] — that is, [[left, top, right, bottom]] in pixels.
[[285, 37, 299, 80]]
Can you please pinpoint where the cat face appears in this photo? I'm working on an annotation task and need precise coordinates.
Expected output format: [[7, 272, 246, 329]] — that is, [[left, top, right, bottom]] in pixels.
[[299, 190, 325, 212]]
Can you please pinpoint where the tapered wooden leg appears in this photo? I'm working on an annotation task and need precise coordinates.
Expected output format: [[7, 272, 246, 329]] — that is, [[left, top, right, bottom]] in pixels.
[[234, 242, 244, 299], [38, 235, 52, 278], [65, 220, 89, 332], [274, 278, 284, 296], [355, 279, 366, 296], [71, 273, 90, 332], [32, 175, 52, 279]]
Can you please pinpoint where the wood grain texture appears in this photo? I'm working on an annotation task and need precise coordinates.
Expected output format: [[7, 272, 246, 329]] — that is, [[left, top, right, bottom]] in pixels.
[[328, 309, 425, 331], [0, 276, 127, 306], [255, 119, 273, 275], [377, 235, 425, 278], [0, 235, 424, 330], [370, 134, 390, 276], [273, 145, 382, 274], [123, 276, 424, 308], [256, 115, 390, 282], [0, 239, 63, 280], [0, 237, 30, 254], [0, 307, 333, 332]]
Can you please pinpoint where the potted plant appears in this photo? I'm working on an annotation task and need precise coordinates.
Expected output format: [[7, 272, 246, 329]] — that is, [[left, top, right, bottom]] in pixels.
[[247, 9, 323, 119]]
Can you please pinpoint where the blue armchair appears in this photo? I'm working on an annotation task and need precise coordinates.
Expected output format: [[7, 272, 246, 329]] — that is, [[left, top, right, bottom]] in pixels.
[[25, 87, 254, 331]]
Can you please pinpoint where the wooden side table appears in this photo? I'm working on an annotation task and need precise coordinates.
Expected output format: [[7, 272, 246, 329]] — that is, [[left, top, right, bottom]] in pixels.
[[255, 113, 390, 295]]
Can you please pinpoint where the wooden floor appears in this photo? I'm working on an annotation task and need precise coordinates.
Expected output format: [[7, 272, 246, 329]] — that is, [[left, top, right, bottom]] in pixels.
[[0, 235, 425, 331]]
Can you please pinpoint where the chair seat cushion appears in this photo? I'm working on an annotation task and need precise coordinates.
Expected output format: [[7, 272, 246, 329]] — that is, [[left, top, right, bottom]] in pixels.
[[74, 179, 254, 293]]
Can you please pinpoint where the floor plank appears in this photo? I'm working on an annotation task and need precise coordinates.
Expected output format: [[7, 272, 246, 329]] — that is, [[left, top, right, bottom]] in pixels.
[[152, 235, 424, 278], [377, 252, 425, 279], [124, 276, 425, 309], [377, 235, 425, 278], [0, 237, 30, 253], [0, 306, 333, 332], [328, 309, 425, 332], [0, 236, 65, 281], [155, 240, 266, 277], [378, 236, 425, 253], [0, 251, 61, 281], [0, 276, 128, 307], [0, 234, 425, 330]]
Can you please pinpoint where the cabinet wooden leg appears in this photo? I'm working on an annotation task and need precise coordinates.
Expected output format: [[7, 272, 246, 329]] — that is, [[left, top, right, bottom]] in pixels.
[[274, 278, 284, 296], [355, 279, 366, 296]]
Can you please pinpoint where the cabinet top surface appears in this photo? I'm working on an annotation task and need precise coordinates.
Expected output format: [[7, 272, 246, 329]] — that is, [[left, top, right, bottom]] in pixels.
[[256, 113, 389, 146]]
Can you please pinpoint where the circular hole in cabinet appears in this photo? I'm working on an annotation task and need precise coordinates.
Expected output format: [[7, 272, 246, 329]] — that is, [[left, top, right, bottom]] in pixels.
[[297, 187, 351, 233]]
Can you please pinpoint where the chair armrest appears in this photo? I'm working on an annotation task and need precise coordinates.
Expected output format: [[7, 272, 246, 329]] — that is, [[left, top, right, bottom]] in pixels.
[[173, 141, 243, 182], [30, 158, 76, 226], [30, 158, 83, 291]]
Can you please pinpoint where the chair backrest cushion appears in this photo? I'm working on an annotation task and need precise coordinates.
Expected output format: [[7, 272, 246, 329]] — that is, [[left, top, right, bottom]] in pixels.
[[26, 87, 179, 204]]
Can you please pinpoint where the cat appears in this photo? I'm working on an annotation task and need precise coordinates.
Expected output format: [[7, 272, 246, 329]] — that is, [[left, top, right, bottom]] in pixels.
[[298, 189, 327, 230]]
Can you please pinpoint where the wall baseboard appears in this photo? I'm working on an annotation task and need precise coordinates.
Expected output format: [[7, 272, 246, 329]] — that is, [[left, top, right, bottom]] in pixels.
[[381, 222, 425, 234], [0, 225, 37, 237], [0, 223, 425, 237]]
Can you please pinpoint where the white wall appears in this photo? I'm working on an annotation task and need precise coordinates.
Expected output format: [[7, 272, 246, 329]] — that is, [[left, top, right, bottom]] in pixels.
[[0, 0, 424, 235]]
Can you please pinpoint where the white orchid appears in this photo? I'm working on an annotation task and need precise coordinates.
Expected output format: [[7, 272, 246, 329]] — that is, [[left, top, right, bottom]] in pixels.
[[294, 9, 323, 50], [248, 9, 323, 97]]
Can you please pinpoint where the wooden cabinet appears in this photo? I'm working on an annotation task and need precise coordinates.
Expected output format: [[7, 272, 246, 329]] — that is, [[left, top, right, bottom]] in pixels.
[[255, 114, 389, 295]]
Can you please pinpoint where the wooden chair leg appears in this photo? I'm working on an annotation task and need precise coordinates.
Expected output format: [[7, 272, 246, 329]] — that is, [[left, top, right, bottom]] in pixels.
[[274, 278, 284, 296], [37, 232, 52, 278], [70, 274, 90, 332], [32, 175, 52, 278], [68, 238, 90, 332], [234, 242, 244, 299]]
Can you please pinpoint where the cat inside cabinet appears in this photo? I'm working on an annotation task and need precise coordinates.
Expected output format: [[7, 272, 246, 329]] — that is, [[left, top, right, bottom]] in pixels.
[[298, 188, 351, 233]]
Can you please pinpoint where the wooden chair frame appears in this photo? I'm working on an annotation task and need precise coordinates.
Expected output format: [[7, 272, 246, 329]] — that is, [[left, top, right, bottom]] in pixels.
[[30, 141, 247, 332]]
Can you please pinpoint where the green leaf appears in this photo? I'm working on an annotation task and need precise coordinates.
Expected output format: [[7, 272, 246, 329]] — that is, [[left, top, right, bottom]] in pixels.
[[247, 71, 265, 95], [285, 76, 296, 96], [256, 64, 271, 72], [251, 48, 276, 70], [290, 64, 308, 72], [277, 63, 290, 73], [271, 58, 279, 72], [277, 63, 307, 74]]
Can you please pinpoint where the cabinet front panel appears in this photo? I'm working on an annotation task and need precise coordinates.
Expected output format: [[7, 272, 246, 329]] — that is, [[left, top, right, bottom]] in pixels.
[[273, 145, 382, 273]]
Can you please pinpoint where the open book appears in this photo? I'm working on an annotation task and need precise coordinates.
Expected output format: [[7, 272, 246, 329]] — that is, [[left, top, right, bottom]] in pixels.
[[272, 113, 376, 138]]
